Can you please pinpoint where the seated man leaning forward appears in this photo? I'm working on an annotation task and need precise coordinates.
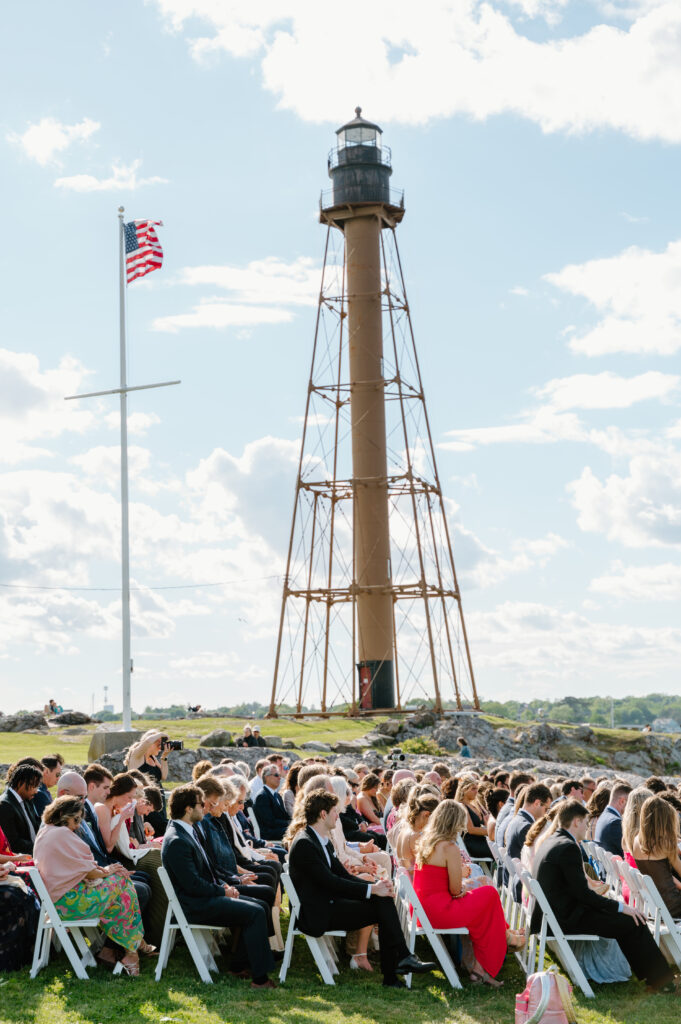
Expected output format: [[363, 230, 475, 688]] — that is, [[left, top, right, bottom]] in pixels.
[[161, 784, 275, 989], [532, 798, 678, 993], [287, 789, 436, 989]]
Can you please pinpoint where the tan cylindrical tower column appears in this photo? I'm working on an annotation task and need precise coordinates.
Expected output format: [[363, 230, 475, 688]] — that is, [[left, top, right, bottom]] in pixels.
[[345, 211, 394, 706]]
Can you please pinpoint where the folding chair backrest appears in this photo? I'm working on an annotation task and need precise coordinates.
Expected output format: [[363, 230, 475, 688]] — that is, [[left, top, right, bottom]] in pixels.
[[281, 871, 302, 918], [28, 867, 59, 917], [158, 866, 193, 930], [247, 807, 261, 839]]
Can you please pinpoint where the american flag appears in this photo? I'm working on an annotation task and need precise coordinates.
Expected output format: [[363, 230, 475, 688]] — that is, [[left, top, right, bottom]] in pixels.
[[124, 220, 163, 284]]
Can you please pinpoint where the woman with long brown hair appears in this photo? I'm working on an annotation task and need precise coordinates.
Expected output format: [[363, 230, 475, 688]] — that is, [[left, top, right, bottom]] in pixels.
[[356, 774, 385, 831], [633, 795, 681, 916]]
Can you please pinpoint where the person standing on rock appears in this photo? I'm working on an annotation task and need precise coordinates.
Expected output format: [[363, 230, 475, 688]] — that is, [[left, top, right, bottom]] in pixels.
[[457, 737, 471, 758]]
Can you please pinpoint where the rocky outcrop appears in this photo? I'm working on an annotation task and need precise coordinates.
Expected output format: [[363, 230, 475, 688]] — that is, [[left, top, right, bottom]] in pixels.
[[0, 712, 49, 733], [52, 711, 92, 726]]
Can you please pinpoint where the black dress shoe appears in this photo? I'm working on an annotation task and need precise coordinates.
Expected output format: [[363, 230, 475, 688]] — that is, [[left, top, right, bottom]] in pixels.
[[383, 979, 407, 989], [396, 953, 436, 974]]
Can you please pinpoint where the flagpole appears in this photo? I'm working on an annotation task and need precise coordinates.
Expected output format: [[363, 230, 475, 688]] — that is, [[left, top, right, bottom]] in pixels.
[[118, 206, 132, 731]]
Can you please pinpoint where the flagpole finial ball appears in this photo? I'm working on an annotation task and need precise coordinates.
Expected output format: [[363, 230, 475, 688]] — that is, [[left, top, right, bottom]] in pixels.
[[118, 206, 125, 214], [355, 106, 362, 117]]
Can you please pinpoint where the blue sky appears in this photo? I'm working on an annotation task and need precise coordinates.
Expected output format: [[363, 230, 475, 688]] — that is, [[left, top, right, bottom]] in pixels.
[[2, 0, 681, 715]]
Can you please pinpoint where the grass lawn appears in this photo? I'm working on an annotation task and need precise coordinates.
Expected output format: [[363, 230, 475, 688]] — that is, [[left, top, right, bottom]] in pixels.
[[0, 912, 676, 1024], [0, 716, 389, 768]]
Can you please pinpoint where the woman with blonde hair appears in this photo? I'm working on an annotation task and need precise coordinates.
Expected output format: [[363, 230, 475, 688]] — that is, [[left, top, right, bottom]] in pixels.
[[414, 800, 508, 986], [124, 730, 169, 784], [633, 795, 681, 916], [393, 790, 440, 875]]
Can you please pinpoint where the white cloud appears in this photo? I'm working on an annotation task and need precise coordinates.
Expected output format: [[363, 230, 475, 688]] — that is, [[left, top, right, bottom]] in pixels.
[[154, 256, 324, 333], [442, 372, 678, 453], [152, 300, 293, 333], [152, 1, 681, 142], [54, 159, 168, 192], [104, 411, 161, 435], [469, 599, 681, 688], [7, 117, 99, 166], [178, 257, 321, 306], [510, 286, 529, 296], [0, 349, 95, 465], [569, 451, 681, 547], [534, 371, 679, 410], [590, 561, 681, 601], [545, 238, 681, 356]]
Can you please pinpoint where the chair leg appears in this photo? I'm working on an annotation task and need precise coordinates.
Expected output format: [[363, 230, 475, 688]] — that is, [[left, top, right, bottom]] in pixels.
[[53, 923, 91, 980], [279, 923, 296, 982], [427, 932, 463, 990], [547, 939, 595, 998], [30, 922, 47, 978], [307, 937, 336, 985], [181, 927, 214, 982], [71, 927, 97, 968], [155, 908, 174, 981]]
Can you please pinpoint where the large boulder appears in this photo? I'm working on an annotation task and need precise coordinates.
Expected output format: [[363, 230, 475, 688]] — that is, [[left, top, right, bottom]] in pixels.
[[0, 712, 49, 733], [88, 729, 142, 763], [52, 711, 92, 726], [263, 736, 284, 748], [375, 719, 402, 737], [300, 741, 332, 752], [198, 729, 232, 747], [333, 739, 367, 755]]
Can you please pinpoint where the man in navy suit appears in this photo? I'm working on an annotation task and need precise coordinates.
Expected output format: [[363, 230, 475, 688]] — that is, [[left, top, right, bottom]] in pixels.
[[494, 772, 534, 848], [162, 784, 275, 988], [504, 783, 551, 900], [594, 782, 631, 857], [253, 765, 290, 841]]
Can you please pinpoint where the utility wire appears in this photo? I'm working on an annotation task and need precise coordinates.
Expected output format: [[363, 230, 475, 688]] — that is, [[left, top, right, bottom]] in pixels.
[[0, 573, 282, 594]]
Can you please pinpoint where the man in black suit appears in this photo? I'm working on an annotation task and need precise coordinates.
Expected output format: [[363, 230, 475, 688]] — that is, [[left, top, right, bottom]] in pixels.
[[594, 783, 631, 857], [288, 789, 435, 989], [253, 764, 290, 841], [162, 784, 275, 989], [0, 763, 43, 854], [494, 772, 534, 847], [532, 799, 675, 991], [505, 783, 551, 900]]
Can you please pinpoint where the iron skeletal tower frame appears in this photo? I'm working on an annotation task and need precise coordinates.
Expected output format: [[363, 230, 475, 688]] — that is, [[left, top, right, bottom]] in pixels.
[[268, 110, 479, 716]]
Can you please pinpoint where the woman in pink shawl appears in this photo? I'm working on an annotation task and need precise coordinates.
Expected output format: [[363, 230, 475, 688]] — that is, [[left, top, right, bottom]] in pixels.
[[33, 795, 144, 975]]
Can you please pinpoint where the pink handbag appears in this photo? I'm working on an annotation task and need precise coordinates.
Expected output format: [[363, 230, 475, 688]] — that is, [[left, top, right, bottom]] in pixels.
[[515, 966, 577, 1024]]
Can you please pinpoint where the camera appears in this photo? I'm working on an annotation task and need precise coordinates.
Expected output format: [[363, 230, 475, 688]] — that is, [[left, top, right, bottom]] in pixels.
[[161, 737, 183, 752], [389, 749, 405, 764]]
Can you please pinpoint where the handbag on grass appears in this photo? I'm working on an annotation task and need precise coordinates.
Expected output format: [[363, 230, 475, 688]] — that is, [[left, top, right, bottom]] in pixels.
[[515, 966, 577, 1024]]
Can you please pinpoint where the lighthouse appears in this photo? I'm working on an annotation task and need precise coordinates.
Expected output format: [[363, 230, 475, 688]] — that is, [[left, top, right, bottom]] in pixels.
[[269, 110, 478, 716]]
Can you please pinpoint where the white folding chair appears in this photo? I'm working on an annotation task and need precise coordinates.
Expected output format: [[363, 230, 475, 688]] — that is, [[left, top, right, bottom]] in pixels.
[[247, 807, 262, 840], [528, 875, 598, 997], [616, 863, 681, 969], [514, 866, 539, 979], [155, 866, 224, 983], [28, 867, 117, 980], [394, 869, 468, 989], [279, 871, 347, 985]]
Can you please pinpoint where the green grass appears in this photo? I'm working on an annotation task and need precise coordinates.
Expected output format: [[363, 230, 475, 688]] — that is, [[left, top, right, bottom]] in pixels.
[[0, 716, 386, 768], [1, 924, 678, 1024]]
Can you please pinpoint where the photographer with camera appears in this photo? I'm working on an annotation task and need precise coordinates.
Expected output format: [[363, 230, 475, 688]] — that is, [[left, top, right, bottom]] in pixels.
[[125, 729, 182, 786]]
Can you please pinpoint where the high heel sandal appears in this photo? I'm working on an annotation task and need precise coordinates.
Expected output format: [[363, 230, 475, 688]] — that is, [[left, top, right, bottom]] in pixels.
[[349, 954, 374, 972], [120, 954, 140, 976], [137, 940, 158, 957], [469, 969, 504, 988]]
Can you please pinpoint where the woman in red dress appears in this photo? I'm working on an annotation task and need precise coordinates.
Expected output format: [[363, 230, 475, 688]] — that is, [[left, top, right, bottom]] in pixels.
[[413, 799, 508, 986]]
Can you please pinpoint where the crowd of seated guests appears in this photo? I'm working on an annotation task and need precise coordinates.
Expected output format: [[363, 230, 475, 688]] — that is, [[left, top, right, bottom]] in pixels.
[[3, 745, 681, 996]]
